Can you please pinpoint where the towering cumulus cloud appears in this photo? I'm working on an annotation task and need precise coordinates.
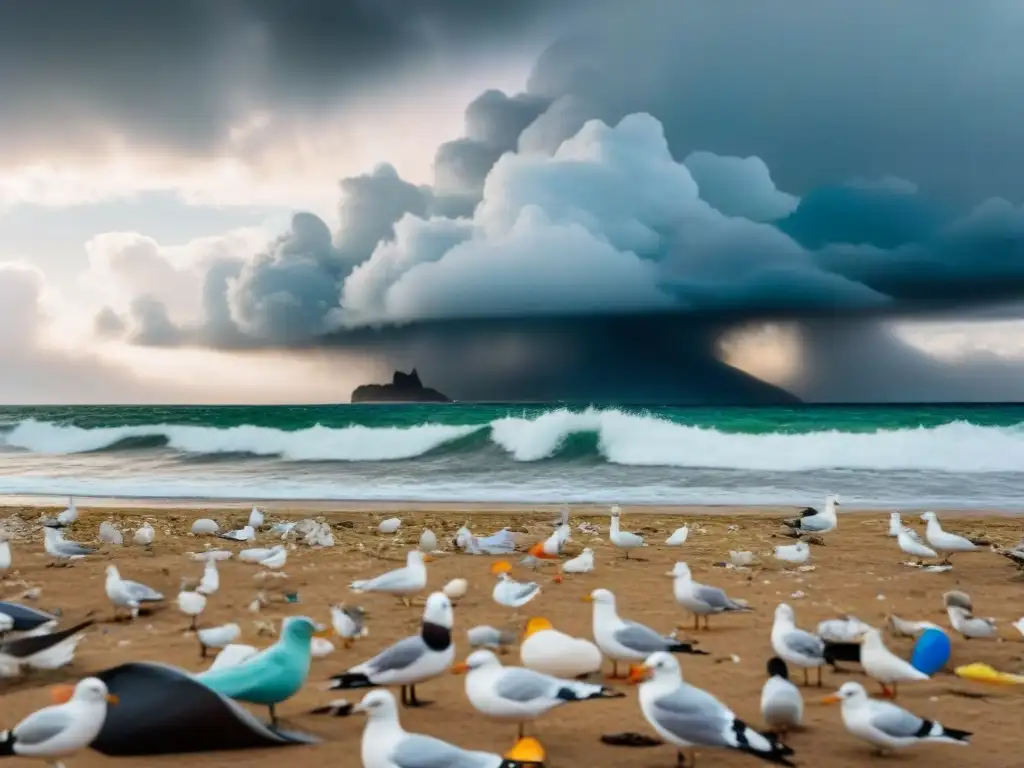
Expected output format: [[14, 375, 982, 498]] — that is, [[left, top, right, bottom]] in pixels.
[[13, 0, 1024, 402]]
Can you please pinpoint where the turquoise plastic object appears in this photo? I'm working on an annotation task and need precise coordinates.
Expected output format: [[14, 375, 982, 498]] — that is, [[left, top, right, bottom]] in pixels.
[[911, 627, 951, 675]]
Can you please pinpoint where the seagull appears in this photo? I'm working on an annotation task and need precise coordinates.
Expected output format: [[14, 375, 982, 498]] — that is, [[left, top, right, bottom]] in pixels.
[[586, 588, 706, 679], [561, 548, 595, 575], [761, 657, 803, 742], [442, 578, 468, 602], [897, 526, 937, 562], [220, 525, 256, 542], [132, 522, 154, 547], [378, 517, 402, 534], [42, 528, 96, 565], [453, 649, 624, 740], [258, 547, 287, 570], [609, 506, 647, 559], [268, 521, 295, 539], [920, 512, 979, 563], [467, 625, 517, 655], [771, 603, 826, 687], [886, 615, 942, 638], [57, 497, 78, 527], [329, 592, 455, 708], [104, 565, 164, 620], [418, 529, 437, 553], [774, 541, 810, 566], [0, 539, 10, 573], [197, 559, 219, 596], [888, 512, 902, 537], [823, 681, 971, 755], [860, 629, 928, 698], [666, 525, 689, 546], [352, 689, 543, 768], [668, 562, 751, 630], [519, 617, 602, 679], [349, 550, 430, 606], [946, 605, 998, 640], [196, 623, 241, 658], [247, 507, 264, 529], [0, 676, 117, 764], [783, 494, 839, 537], [0, 620, 93, 676], [490, 562, 541, 612], [330, 604, 369, 648], [630, 652, 795, 767], [176, 578, 207, 630]]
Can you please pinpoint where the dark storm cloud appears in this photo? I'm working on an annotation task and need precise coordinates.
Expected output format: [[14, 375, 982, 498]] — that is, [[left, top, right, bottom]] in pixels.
[[0, 0, 576, 158]]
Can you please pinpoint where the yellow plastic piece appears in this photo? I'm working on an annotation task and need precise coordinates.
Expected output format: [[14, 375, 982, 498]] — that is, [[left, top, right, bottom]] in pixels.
[[503, 736, 545, 763], [954, 662, 1024, 685]]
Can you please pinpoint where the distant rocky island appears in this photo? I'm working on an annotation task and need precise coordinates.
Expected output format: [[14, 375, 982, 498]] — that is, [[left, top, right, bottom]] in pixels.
[[350, 369, 452, 403]]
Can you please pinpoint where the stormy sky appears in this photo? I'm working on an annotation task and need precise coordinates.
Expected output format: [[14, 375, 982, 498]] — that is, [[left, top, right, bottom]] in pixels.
[[2, 0, 1024, 403]]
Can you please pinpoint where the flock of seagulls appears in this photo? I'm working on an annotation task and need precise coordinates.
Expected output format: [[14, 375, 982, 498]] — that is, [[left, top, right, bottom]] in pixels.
[[0, 495, 1014, 768]]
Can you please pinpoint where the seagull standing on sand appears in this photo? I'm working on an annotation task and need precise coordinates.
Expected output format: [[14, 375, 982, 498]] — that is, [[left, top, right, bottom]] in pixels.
[[177, 578, 207, 630], [349, 550, 430, 606], [666, 525, 689, 546], [630, 652, 795, 767], [330, 605, 369, 648], [897, 526, 938, 562], [783, 495, 839, 537], [561, 548, 595, 575], [220, 525, 256, 542], [57, 498, 78, 527], [104, 565, 164, 620], [824, 682, 971, 755], [946, 606, 998, 640], [248, 507, 264, 529], [586, 588, 706, 679], [453, 649, 624, 740], [761, 657, 803, 742], [42, 528, 96, 565], [920, 512, 979, 563], [196, 623, 241, 658], [860, 629, 928, 698], [197, 559, 219, 596], [353, 689, 544, 768], [330, 592, 455, 708], [771, 604, 826, 687], [888, 512, 902, 537], [0, 677, 117, 766], [669, 562, 751, 630], [609, 506, 647, 559]]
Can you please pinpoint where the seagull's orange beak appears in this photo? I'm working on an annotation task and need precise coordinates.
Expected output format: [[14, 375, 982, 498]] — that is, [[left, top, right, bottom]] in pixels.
[[451, 661, 470, 675], [626, 664, 652, 684], [582, 594, 593, 602], [821, 694, 841, 705], [422, 555, 435, 563], [313, 627, 335, 638], [106, 694, 120, 705], [490, 561, 512, 575]]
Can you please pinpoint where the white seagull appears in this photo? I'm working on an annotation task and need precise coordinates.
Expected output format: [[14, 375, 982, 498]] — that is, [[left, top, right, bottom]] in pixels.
[[860, 629, 928, 698], [57, 497, 79, 527], [197, 623, 241, 658], [631, 652, 795, 767], [43, 528, 97, 565], [329, 592, 455, 708], [238, 544, 283, 563], [816, 616, 874, 643], [669, 562, 751, 630], [0, 539, 10, 572], [609, 506, 647, 558], [176, 578, 207, 630], [104, 565, 164, 620], [330, 604, 369, 648], [771, 603, 826, 687], [247, 507, 264, 529], [888, 511, 902, 537], [0, 677, 117, 765], [761, 657, 803, 742], [453, 649, 623, 739], [352, 689, 543, 768], [783, 494, 840, 537], [946, 606, 998, 640], [197, 559, 219, 596], [666, 525, 689, 546], [561, 548, 595, 575], [97, 522, 122, 546], [824, 681, 971, 755], [587, 588, 706, 679], [897, 526, 937, 561], [349, 550, 430, 606], [773, 541, 810, 566], [467, 625, 517, 655], [920, 512, 979, 563], [490, 562, 541, 612]]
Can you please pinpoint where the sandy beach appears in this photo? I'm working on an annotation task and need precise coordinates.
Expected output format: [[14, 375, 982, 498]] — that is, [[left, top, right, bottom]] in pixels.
[[2, 500, 1023, 768]]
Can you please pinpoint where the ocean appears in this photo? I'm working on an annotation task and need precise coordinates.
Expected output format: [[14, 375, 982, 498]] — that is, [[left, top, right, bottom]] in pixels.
[[0, 404, 1022, 509]]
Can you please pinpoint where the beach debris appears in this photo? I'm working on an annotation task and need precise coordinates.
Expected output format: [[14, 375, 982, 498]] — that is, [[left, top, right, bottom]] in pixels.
[[311, 636, 335, 657], [419, 528, 438, 553], [729, 550, 755, 567], [665, 526, 689, 546], [98, 522, 123, 546], [378, 517, 402, 534], [191, 519, 220, 535], [133, 522, 155, 547], [309, 699, 354, 717], [443, 578, 468, 601], [187, 549, 232, 562]]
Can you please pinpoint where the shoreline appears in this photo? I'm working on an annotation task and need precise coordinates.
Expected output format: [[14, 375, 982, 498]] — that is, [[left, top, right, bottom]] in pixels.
[[0, 494, 1018, 518]]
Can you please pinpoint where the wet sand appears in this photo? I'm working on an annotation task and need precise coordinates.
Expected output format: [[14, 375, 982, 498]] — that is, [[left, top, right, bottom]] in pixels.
[[1, 502, 1023, 768]]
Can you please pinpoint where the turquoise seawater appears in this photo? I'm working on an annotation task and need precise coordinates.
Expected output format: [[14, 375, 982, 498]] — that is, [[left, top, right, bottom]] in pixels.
[[1, 404, 1023, 507]]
